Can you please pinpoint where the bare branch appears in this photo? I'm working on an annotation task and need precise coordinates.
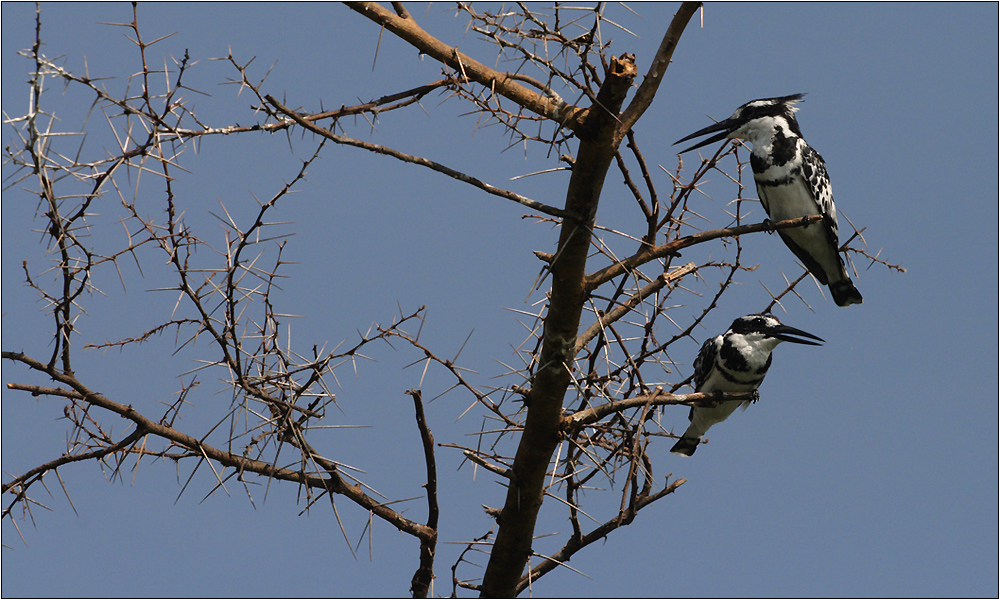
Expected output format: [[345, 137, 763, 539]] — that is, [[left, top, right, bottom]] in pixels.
[[407, 389, 438, 598], [265, 94, 570, 219], [617, 2, 701, 140], [3, 4, 902, 595], [2, 351, 435, 542], [585, 215, 824, 293], [344, 1, 587, 130]]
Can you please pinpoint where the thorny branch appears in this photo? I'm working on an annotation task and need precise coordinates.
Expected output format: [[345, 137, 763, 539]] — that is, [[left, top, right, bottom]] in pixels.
[[2, 3, 903, 596], [3, 0, 442, 572], [407, 389, 439, 598], [264, 94, 571, 219]]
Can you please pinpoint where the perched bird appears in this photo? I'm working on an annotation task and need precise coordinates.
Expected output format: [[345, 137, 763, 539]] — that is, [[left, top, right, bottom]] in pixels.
[[670, 314, 823, 456], [675, 94, 863, 307]]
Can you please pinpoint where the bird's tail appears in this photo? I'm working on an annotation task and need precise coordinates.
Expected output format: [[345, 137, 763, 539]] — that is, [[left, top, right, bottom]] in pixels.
[[670, 436, 700, 456], [830, 278, 863, 307]]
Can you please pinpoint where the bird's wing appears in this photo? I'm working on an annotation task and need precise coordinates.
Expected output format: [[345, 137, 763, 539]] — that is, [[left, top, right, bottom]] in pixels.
[[692, 335, 722, 392], [800, 144, 842, 245]]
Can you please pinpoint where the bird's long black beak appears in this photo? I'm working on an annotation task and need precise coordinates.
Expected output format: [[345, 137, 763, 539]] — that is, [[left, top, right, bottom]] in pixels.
[[674, 118, 738, 154], [768, 324, 825, 346]]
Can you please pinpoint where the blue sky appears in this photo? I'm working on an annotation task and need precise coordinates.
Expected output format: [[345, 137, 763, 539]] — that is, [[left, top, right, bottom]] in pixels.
[[2, 2, 997, 597]]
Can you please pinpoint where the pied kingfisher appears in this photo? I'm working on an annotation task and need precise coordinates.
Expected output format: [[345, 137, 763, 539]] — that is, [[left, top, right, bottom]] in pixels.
[[675, 94, 863, 307], [670, 314, 823, 456]]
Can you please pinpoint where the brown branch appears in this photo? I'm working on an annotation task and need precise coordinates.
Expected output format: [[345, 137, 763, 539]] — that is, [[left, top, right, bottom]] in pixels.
[[390, 2, 411, 20], [563, 389, 759, 434], [585, 215, 823, 293], [380, 326, 518, 430], [575, 262, 697, 355], [761, 269, 813, 314], [479, 53, 638, 599], [407, 389, 438, 599], [515, 476, 687, 594], [2, 418, 146, 499], [2, 351, 434, 543], [265, 94, 570, 219], [344, 2, 586, 129], [5, 4, 902, 595], [616, 2, 701, 141]]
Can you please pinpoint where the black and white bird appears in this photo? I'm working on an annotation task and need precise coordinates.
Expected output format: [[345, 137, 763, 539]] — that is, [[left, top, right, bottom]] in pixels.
[[675, 94, 863, 307], [670, 314, 823, 456]]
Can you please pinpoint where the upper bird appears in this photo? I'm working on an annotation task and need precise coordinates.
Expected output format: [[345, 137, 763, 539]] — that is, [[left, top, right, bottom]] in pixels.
[[670, 314, 824, 456], [675, 94, 863, 307]]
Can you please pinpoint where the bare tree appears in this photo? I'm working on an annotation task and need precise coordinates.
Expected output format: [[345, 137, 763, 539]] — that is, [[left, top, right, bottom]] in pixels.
[[2, 3, 901, 597]]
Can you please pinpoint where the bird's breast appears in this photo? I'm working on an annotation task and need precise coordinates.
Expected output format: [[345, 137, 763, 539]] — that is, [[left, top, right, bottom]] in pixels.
[[755, 175, 820, 223]]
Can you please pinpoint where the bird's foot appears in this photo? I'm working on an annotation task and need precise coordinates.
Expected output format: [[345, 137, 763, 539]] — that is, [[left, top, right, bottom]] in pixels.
[[762, 218, 776, 234]]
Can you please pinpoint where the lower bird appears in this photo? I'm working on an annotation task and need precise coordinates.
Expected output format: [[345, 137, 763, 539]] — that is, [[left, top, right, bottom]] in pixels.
[[675, 94, 863, 307], [670, 314, 823, 456]]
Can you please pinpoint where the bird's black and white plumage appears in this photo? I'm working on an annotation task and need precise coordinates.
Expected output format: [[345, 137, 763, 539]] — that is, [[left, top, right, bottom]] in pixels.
[[670, 314, 823, 456], [675, 94, 863, 307]]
